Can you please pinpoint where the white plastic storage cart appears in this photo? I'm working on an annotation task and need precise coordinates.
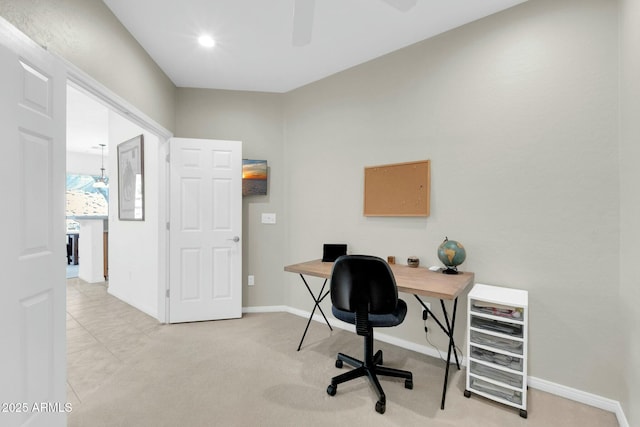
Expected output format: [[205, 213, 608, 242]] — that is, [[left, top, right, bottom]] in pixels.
[[465, 283, 529, 418]]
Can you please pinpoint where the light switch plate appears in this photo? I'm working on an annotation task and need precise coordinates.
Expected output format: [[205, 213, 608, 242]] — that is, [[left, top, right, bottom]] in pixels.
[[261, 213, 276, 224]]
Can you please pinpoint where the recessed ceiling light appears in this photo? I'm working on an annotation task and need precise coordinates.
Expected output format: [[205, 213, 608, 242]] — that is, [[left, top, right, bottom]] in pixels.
[[198, 35, 215, 48]]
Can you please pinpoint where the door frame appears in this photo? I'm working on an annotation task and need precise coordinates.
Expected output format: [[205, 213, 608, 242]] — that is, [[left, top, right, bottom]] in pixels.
[[1, 15, 174, 322], [66, 67, 173, 323]]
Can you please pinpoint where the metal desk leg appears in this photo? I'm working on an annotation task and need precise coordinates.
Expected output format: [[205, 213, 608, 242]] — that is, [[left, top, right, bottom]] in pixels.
[[414, 295, 461, 410], [297, 274, 332, 351], [440, 297, 459, 410]]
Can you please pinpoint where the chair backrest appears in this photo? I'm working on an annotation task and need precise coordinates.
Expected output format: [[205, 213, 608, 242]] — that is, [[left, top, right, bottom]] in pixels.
[[330, 255, 399, 315]]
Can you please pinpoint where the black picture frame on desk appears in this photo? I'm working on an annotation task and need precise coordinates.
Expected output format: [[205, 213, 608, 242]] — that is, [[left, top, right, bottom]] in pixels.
[[117, 134, 145, 221]]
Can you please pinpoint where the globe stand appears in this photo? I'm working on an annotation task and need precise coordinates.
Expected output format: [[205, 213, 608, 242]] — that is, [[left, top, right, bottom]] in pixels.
[[442, 266, 459, 275], [437, 237, 466, 276]]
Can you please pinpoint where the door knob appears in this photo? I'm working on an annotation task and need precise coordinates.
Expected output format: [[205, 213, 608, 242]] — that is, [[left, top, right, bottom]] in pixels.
[[228, 236, 240, 243]]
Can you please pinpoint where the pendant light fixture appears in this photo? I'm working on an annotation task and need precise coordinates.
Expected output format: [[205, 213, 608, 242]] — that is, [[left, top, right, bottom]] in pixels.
[[93, 143, 108, 188]]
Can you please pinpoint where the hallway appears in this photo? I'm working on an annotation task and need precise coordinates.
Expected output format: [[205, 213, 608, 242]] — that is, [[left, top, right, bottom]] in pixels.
[[66, 278, 161, 407]]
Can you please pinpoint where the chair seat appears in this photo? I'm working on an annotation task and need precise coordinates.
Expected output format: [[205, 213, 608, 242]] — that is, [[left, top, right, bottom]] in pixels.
[[332, 299, 407, 328]]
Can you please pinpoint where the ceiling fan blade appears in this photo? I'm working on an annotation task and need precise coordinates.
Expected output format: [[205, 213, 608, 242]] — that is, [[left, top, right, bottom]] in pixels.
[[292, 0, 315, 46], [381, 0, 417, 12]]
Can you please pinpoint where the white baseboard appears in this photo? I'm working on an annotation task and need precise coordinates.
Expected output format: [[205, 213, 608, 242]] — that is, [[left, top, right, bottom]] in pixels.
[[243, 305, 289, 313], [245, 305, 628, 427], [527, 377, 629, 427], [108, 288, 157, 319]]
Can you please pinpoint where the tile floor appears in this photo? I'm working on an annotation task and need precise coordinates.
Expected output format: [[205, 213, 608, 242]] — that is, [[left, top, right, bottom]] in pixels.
[[66, 278, 161, 407], [66, 263, 79, 279]]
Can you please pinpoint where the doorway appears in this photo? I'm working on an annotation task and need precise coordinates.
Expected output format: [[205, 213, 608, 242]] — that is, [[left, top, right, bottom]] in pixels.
[[0, 18, 170, 424], [66, 84, 110, 281], [65, 79, 169, 322]]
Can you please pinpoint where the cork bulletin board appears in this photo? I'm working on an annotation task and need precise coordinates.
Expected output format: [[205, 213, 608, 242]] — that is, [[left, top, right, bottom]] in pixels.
[[364, 160, 430, 217]]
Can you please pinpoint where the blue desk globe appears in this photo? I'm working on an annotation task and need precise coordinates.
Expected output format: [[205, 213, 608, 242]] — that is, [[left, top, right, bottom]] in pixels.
[[437, 237, 466, 275]]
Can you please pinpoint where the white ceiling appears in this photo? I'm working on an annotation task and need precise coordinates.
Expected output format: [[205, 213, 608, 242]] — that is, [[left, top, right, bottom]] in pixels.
[[68, 0, 526, 154], [102, 0, 527, 93]]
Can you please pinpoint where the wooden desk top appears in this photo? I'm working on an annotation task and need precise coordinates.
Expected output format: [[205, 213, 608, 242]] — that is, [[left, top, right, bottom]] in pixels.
[[285, 259, 474, 301]]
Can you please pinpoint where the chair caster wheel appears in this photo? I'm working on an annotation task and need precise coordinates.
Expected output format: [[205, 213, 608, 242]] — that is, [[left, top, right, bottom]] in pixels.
[[519, 409, 528, 419], [375, 400, 386, 414], [405, 379, 413, 389], [335, 359, 343, 369], [464, 390, 471, 398], [327, 384, 336, 396]]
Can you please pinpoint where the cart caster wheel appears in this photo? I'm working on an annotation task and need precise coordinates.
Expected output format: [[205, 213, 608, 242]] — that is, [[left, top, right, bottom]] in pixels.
[[375, 400, 386, 414], [464, 390, 471, 398], [519, 409, 527, 419], [335, 359, 343, 369], [327, 384, 336, 396], [405, 379, 413, 389]]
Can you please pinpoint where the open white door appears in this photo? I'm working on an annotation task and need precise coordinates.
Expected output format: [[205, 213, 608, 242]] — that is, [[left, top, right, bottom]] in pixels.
[[169, 138, 242, 323], [0, 23, 67, 427]]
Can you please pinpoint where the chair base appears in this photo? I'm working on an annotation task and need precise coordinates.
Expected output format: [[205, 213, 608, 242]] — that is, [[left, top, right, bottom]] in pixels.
[[327, 348, 413, 414]]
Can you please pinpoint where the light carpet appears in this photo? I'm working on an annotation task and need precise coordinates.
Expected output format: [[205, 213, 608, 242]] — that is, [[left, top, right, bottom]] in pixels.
[[68, 311, 618, 427]]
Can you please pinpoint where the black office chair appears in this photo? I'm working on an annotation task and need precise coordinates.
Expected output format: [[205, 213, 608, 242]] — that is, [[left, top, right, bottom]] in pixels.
[[326, 255, 413, 414]]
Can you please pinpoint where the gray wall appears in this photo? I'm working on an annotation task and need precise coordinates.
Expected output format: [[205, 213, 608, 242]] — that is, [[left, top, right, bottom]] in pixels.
[[619, 0, 640, 423], [171, 0, 628, 414], [0, 0, 176, 132], [284, 0, 622, 403], [175, 89, 286, 308]]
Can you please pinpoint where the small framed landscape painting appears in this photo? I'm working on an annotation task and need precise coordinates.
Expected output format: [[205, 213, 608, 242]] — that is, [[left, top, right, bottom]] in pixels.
[[242, 159, 268, 196]]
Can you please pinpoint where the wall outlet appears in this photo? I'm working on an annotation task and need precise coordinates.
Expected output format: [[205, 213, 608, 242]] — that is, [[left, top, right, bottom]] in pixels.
[[248, 275, 255, 286]]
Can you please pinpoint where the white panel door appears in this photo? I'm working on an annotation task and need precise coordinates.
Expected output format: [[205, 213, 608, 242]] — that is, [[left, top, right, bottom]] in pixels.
[[169, 138, 242, 323], [0, 27, 67, 427]]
